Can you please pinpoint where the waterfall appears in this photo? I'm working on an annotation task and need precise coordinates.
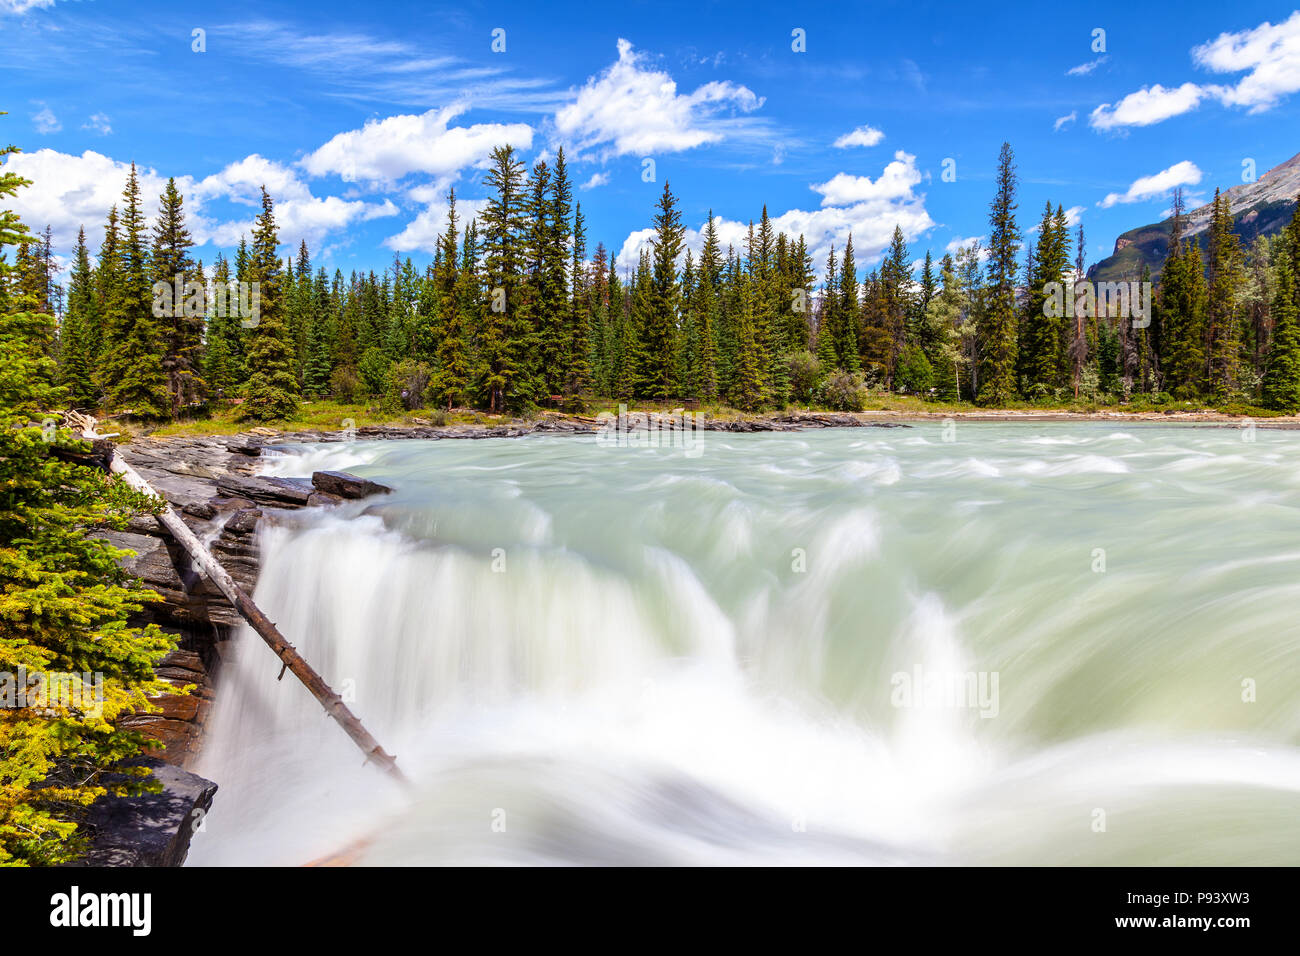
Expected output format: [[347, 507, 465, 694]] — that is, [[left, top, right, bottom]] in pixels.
[[188, 426, 1300, 865]]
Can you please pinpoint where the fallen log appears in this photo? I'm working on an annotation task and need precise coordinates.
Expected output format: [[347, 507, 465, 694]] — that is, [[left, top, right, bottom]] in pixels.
[[62, 412, 410, 789]]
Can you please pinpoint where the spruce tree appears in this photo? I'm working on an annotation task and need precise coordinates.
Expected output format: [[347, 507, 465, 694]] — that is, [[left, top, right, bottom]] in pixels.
[[432, 191, 471, 409], [237, 188, 298, 421], [478, 146, 536, 412], [639, 181, 684, 398], [566, 201, 592, 397], [1160, 190, 1207, 398], [1204, 189, 1242, 399], [839, 236, 863, 374], [1262, 255, 1300, 411], [302, 266, 334, 396], [100, 164, 169, 419], [1021, 201, 1070, 397], [815, 245, 840, 371], [727, 270, 765, 409], [151, 177, 205, 413], [980, 143, 1020, 405], [59, 226, 98, 406], [696, 213, 722, 399]]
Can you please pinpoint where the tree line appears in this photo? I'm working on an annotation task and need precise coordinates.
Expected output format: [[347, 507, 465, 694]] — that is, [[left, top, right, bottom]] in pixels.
[[8, 142, 1300, 422]]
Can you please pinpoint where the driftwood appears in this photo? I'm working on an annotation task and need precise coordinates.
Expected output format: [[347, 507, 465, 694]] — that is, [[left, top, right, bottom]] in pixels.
[[62, 411, 410, 788]]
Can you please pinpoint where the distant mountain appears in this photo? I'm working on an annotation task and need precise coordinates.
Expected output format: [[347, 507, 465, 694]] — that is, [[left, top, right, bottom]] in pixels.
[[1088, 152, 1300, 284]]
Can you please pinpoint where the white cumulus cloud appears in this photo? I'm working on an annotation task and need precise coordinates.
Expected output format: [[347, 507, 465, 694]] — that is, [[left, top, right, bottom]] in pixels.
[[809, 150, 922, 207], [1090, 83, 1206, 130], [1193, 11, 1300, 112], [1098, 161, 1202, 208], [616, 151, 934, 280], [301, 104, 534, 185], [3, 148, 395, 257], [833, 125, 885, 148], [553, 38, 763, 159], [1090, 13, 1300, 130]]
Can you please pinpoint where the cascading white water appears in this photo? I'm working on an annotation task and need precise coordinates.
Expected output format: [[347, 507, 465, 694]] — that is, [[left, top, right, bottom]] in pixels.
[[187, 424, 1300, 865]]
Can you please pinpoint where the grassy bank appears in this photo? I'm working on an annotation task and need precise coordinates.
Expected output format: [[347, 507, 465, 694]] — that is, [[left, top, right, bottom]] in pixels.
[[130, 390, 1298, 440]]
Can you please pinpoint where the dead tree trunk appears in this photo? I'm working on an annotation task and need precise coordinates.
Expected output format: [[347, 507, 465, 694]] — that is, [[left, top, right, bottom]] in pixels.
[[64, 412, 410, 788]]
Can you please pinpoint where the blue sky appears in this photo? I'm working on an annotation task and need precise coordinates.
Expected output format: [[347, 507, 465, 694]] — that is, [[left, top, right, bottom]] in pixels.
[[2, 0, 1298, 280]]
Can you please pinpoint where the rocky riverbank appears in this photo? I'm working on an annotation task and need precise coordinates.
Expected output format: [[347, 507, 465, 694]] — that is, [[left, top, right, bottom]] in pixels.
[[84, 436, 397, 865]]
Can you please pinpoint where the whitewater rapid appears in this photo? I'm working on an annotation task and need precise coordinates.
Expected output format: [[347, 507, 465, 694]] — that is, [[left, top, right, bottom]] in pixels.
[[186, 424, 1300, 865]]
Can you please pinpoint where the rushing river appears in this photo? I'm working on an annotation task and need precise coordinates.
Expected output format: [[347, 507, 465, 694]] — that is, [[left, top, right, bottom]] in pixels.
[[186, 423, 1300, 866]]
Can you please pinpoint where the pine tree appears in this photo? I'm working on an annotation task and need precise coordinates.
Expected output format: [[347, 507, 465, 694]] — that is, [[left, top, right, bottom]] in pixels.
[[1160, 190, 1207, 399], [289, 240, 314, 380], [1070, 221, 1089, 396], [1262, 255, 1300, 411], [638, 181, 684, 398], [1021, 201, 1070, 397], [622, 251, 654, 398], [839, 236, 865, 374], [478, 145, 532, 412], [237, 188, 298, 421], [727, 269, 765, 409], [202, 253, 241, 398], [1204, 189, 1243, 399], [432, 190, 471, 409], [59, 227, 98, 406], [880, 226, 912, 383], [302, 266, 334, 396], [151, 177, 206, 413], [543, 149, 573, 396], [566, 201, 592, 397], [924, 254, 963, 400], [696, 213, 722, 399], [99, 164, 169, 419], [980, 143, 1020, 405], [816, 245, 840, 371]]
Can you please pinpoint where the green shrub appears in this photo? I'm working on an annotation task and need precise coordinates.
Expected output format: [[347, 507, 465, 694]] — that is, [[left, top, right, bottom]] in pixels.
[[330, 365, 362, 404], [895, 344, 934, 395], [784, 351, 821, 403], [357, 347, 390, 397], [818, 370, 867, 411], [383, 360, 431, 411]]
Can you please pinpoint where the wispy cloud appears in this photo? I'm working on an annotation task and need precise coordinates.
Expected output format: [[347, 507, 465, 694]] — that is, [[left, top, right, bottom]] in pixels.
[[1066, 55, 1108, 77], [81, 113, 111, 135], [218, 19, 565, 111], [1053, 111, 1077, 132], [0, 0, 58, 14], [32, 105, 59, 134]]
